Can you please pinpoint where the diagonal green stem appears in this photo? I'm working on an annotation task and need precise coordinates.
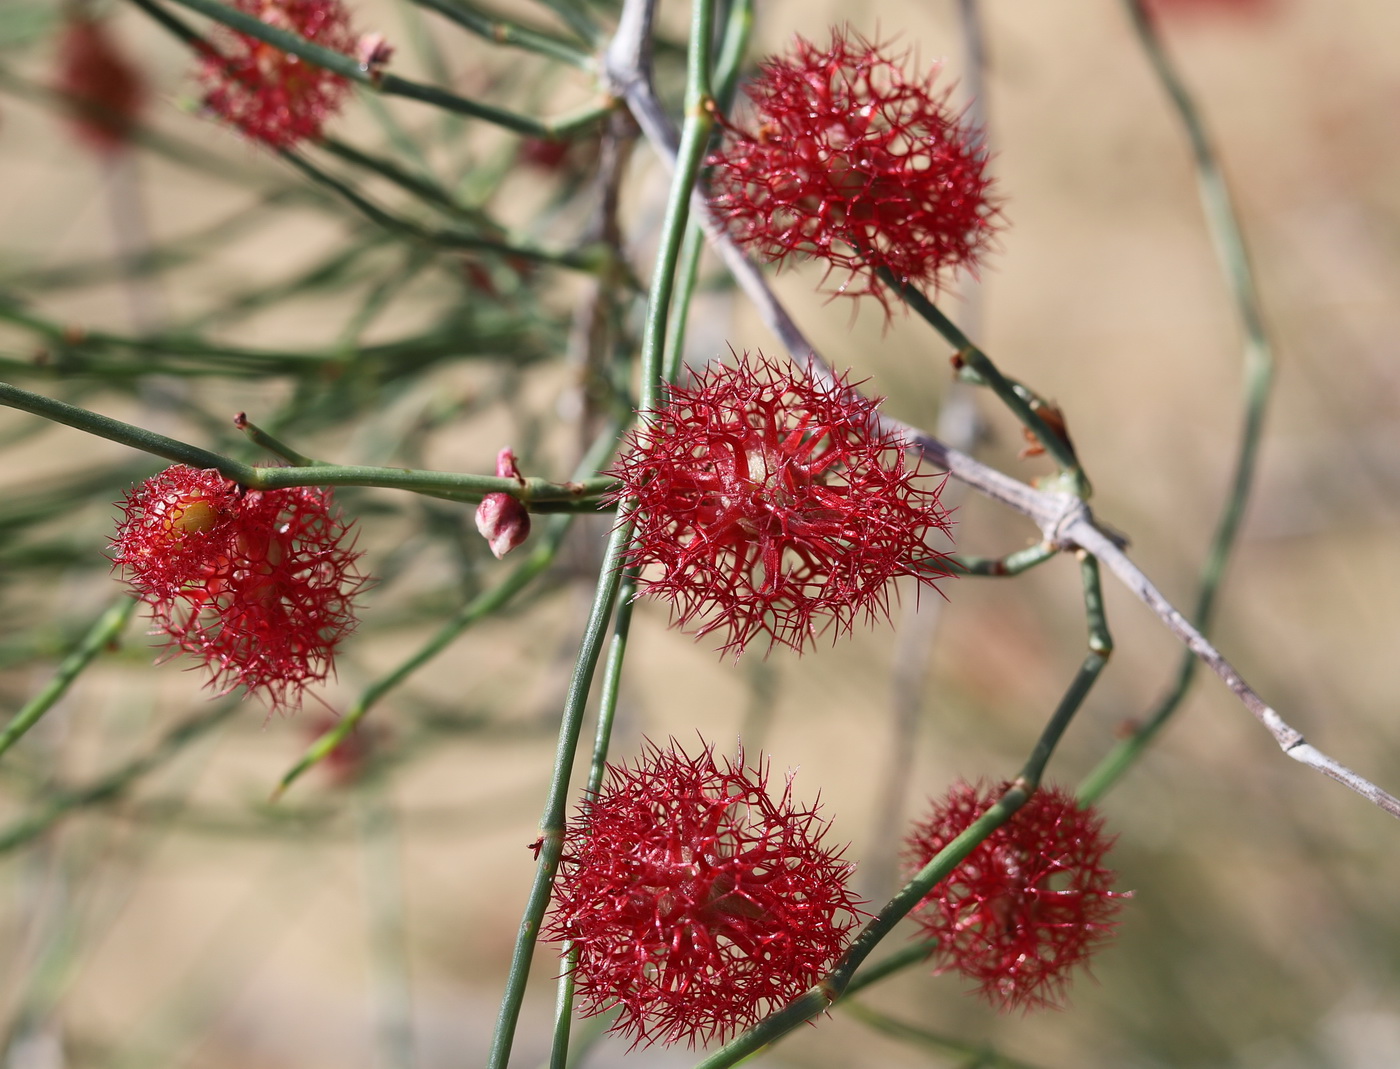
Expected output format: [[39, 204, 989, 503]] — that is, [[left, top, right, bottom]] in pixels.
[[0, 381, 614, 507], [843, 1001, 1047, 1069], [277, 149, 611, 272], [0, 597, 139, 762], [879, 268, 1088, 496], [407, 0, 594, 69], [660, 0, 752, 384], [1077, 0, 1274, 806], [486, 0, 716, 1063], [274, 425, 622, 796], [546, 570, 636, 1068]]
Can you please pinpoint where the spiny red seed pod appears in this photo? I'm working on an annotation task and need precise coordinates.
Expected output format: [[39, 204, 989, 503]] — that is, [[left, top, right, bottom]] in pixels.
[[55, 11, 146, 155], [546, 740, 864, 1048], [112, 465, 366, 712], [606, 352, 954, 658], [198, 0, 360, 148], [903, 782, 1128, 1012], [708, 28, 998, 312], [475, 447, 531, 559]]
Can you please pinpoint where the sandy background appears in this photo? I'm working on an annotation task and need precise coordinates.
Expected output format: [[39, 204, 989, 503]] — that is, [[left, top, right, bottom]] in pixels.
[[2, 0, 1400, 1067]]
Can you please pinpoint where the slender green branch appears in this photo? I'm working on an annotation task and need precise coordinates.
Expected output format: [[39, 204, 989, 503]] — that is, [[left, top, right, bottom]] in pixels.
[[125, 0, 210, 48], [0, 382, 615, 506], [879, 268, 1088, 496], [843, 1001, 1047, 1069], [274, 516, 568, 797], [660, 0, 753, 384], [2, 296, 552, 378], [636, 0, 715, 411], [549, 944, 580, 1069], [485, 516, 632, 1069], [408, 0, 594, 69], [1077, 0, 1274, 805], [0, 380, 240, 474], [584, 572, 637, 802], [839, 939, 932, 1000], [0, 598, 139, 762], [158, 0, 613, 138], [487, 1, 717, 1063], [944, 541, 1059, 577], [318, 136, 473, 218], [234, 413, 317, 466], [279, 149, 611, 272], [547, 570, 636, 1065]]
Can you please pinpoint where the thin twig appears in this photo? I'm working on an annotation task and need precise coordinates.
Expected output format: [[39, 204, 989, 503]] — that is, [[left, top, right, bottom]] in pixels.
[[0, 382, 614, 508], [1068, 518, 1400, 819]]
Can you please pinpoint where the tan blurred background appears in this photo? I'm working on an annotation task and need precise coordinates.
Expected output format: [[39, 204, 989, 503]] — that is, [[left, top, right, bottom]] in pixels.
[[3, 0, 1400, 1067]]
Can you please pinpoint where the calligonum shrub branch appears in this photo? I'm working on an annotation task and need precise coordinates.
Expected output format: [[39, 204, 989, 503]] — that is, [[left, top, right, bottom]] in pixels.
[[603, 0, 1400, 823]]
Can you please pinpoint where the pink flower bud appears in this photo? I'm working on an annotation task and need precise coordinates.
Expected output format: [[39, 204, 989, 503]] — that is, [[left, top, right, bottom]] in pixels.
[[475, 448, 530, 559]]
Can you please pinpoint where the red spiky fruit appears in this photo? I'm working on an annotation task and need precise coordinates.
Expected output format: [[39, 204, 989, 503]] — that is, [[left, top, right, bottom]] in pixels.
[[904, 782, 1128, 1011], [708, 28, 998, 311], [111, 465, 366, 711], [546, 740, 864, 1047], [606, 352, 953, 657], [198, 0, 360, 148]]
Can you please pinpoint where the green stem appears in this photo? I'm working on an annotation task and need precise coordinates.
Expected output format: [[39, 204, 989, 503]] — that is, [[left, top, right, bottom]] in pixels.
[[584, 573, 636, 802], [548, 944, 579, 1069], [692, 557, 1112, 1068], [274, 515, 565, 800], [842, 1001, 1046, 1069], [945, 541, 1058, 577], [234, 413, 317, 466], [547, 570, 636, 1064], [484, 517, 631, 1069], [0, 382, 614, 507], [318, 136, 473, 218], [3, 302, 544, 378], [660, 0, 752, 385], [879, 268, 1088, 496], [275, 425, 622, 796], [158, 0, 612, 138], [1077, 0, 1274, 806], [278, 149, 609, 273], [487, 1, 716, 1062], [125, 0, 208, 48], [0, 598, 139, 762], [408, 0, 594, 70]]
